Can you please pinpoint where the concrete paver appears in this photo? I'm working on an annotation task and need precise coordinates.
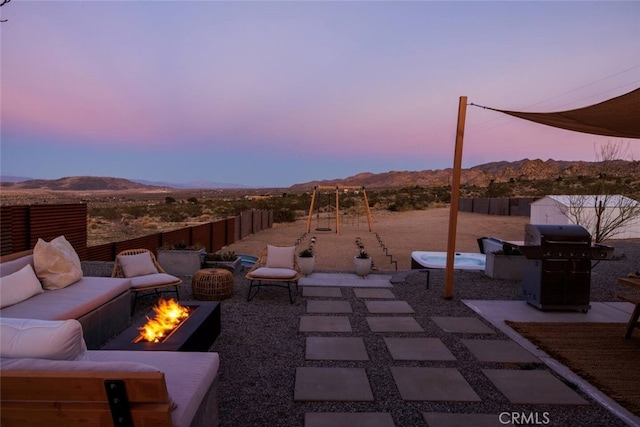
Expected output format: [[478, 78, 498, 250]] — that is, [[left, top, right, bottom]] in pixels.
[[295, 367, 374, 401], [305, 412, 395, 427], [307, 300, 353, 314], [303, 287, 343, 298], [384, 337, 456, 361], [482, 369, 588, 405], [300, 316, 352, 332], [390, 367, 481, 402], [365, 300, 414, 314], [366, 316, 424, 333], [353, 288, 396, 299], [461, 339, 540, 364], [306, 337, 369, 361]]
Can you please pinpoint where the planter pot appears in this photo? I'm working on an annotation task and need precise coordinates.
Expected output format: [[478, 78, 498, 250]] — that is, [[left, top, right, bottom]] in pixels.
[[354, 257, 372, 277], [157, 249, 206, 276], [297, 256, 315, 276], [203, 257, 241, 274], [485, 253, 525, 281]]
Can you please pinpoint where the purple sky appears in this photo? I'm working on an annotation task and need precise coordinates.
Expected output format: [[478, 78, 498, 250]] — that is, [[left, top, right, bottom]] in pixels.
[[1, 1, 639, 188]]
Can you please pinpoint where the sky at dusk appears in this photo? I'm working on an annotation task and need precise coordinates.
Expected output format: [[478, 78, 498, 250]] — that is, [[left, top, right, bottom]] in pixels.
[[1, 1, 639, 188]]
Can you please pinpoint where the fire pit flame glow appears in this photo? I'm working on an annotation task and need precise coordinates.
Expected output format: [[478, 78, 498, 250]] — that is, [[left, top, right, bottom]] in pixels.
[[135, 298, 191, 343]]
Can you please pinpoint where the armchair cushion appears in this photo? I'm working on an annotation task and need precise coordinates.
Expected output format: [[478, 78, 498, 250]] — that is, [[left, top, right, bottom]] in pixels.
[[0, 264, 43, 308], [249, 267, 299, 279], [266, 245, 295, 269], [129, 273, 181, 290], [118, 252, 159, 277]]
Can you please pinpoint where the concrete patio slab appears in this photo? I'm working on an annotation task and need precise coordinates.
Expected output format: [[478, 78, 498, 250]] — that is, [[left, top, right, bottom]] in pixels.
[[384, 337, 456, 361], [390, 367, 481, 401], [422, 413, 503, 427], [353, 288, 396, 299], [300, 316, 352, 332], [306, 337, 369, 361], [431, 316, 496, 334], [461, 339, 540, 364], [295, 367, 374, 401], [366, 316, 424, 333], [305, 412, 395, 427], [300, 273, 393, 288], [307, 300, 353, 314], [482, 369, 588, 405], [303, 287, 343, 298], [365, 300, 414, 314]]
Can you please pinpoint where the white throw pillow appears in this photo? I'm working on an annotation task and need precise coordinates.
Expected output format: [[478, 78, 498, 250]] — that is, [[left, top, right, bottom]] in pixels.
[[118, 252, 158, 277], [0, 264, 44, 308], [0, 317, 87, 361], [33, 236, 83, 290], [266, 245, 295, 269]]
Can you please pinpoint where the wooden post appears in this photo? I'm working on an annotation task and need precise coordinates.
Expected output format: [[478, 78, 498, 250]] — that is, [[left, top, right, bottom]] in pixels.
[[362, 187, 375, 232], [335, 186, 340, 234], [444, 96, 467, 299], [306, 187, 317, 233]]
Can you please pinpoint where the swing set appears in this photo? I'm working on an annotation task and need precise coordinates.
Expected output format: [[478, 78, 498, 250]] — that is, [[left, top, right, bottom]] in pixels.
[[305, 185, 375, 234]]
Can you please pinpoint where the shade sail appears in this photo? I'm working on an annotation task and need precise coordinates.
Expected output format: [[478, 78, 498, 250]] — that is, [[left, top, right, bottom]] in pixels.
[[476, 88, 640, 139]]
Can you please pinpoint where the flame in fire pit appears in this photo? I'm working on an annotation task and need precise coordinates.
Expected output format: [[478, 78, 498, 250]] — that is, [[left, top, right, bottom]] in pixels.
[[135, 298, 191, 343]]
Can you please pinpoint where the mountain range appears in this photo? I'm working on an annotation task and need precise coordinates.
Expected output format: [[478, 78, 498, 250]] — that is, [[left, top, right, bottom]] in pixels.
[[1, 159, 637, 191]]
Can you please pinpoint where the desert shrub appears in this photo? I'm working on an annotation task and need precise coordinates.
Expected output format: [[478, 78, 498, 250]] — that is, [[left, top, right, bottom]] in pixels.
[[273, 208, 296, 223], [165, 196, 176, 204]]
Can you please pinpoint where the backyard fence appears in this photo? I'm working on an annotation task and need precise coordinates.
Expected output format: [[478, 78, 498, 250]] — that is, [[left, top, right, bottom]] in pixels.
[[0, 204, 272, 260], [459, 197, 537, 217]]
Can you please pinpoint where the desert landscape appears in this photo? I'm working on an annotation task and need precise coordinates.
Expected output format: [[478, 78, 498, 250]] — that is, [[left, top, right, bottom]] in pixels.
[[224, 208, 530, 272]]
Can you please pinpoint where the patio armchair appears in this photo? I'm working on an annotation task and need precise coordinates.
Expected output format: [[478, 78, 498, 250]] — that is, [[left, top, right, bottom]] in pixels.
[[111, 249, 183, 313], [245, 245, 302, 303]]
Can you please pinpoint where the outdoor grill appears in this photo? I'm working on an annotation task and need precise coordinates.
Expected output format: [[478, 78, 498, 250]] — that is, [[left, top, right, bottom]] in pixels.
[[519, 224, 614, 312]]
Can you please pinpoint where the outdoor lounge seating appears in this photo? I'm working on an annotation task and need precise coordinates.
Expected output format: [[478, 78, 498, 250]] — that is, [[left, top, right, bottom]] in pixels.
[[112, 249, 183, 314], [245, 245, 302, 303]]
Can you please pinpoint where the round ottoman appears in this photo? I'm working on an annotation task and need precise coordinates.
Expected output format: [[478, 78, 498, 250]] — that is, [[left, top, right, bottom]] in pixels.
[[191, 268, 234, 300]]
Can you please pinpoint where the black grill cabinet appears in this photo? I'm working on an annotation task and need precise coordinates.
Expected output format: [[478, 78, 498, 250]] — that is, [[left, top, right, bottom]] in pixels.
[[520, 224, 613, 312]]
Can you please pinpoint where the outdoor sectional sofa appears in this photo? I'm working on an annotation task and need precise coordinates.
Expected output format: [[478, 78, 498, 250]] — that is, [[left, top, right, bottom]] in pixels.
[[0, 249, 221, 426], [0, 250, 131, 349]]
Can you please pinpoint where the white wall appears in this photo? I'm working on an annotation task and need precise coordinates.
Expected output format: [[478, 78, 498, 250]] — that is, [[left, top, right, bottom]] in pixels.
[[530, 196, 640, 240]]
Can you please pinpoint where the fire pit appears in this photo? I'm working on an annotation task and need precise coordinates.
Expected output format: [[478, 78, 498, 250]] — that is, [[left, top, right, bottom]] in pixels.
[[102, 300, 220, 352]]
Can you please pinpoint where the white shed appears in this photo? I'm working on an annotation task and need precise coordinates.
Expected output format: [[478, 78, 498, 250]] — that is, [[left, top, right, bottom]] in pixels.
[[530, 195, 640, 240]]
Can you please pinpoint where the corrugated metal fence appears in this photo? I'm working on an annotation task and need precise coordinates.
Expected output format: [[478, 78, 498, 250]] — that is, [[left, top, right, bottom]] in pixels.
[[0, 204, 272, 260]]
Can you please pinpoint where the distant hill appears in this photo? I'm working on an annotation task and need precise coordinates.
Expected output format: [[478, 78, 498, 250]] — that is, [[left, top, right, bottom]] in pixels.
[[0, 176, 249, 191], [289, 159, 639, 190], [0, 176, 160, 191], [1, 159, 637, 192]]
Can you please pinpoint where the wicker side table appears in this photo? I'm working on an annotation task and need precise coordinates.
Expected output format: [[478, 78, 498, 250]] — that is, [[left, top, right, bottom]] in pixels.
[[191, 268, 234, 301]]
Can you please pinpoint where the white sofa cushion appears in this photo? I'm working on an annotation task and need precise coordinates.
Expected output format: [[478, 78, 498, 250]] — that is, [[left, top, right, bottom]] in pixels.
[[250, 267, 298, 279], [266, 245, 295, 269], [118, 252, 158, 277], [0, 264, 44, 308], [33, 236, 83, 290], [0, 317, 87, 361]]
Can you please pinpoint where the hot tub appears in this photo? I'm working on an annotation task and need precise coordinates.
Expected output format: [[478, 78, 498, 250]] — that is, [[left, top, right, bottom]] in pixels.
[[411, 251, 486, 271]]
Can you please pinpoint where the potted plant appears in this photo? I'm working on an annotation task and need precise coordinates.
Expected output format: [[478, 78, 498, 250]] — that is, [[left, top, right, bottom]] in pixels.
[[354, 249, 372, 278], [203, 250, 241, 273], [297, 247, 315, 276], [157, 242, 206, 276]]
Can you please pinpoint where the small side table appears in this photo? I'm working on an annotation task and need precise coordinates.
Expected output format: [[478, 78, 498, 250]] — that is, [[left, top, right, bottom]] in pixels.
[[192, 268, 234, 301]]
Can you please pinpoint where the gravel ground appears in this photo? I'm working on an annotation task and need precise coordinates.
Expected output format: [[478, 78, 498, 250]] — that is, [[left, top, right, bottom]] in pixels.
[[130, 239, 639, 427]]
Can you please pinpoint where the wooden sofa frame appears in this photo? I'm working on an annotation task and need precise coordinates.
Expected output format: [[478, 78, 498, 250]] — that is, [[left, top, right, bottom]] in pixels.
[[1, 370, 173, 426]]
